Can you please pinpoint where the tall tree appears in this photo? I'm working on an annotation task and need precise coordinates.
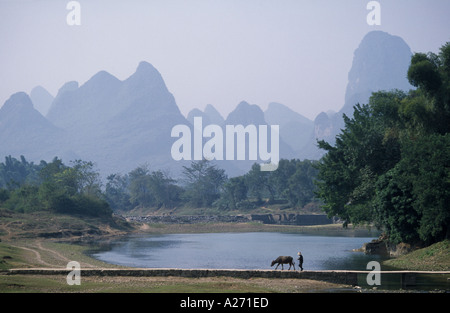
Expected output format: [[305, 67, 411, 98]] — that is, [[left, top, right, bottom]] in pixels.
[[105, 173, 132, 211], [216, 176, 249, 210], [0, 155, 43, 189], [5, 157, 111, 217], [182, 160, 227, 207], [407, 43, 450, 134], [315, 102, 395, 226], [245, 163, 275, 203], [128, 165, 153, 208], [148, 170, 180, 209]]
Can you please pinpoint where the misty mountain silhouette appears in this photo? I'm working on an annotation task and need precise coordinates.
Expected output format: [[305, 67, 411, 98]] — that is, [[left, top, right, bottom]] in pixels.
[[186, 100, 297, 176], [30, 86, 54, 116], [342, 30, 413, 118], [299, 30, 414, 160], [0, 92, 66, 162], [0, 31, 415, 177], [204, 104, 225, 125], [226, 100, 297, 158], [264, 102, 314, 155], [46, 61, 189, 175], [224, 101, 266, 126], [1, 62, 191, 176]]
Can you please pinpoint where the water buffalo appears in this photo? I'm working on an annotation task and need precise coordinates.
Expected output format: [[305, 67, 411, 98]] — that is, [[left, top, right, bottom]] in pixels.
[[271, 256, 295, 270]]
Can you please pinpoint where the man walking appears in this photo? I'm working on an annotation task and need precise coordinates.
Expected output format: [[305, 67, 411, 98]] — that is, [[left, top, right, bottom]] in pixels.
[[297, 252, 303, 271]]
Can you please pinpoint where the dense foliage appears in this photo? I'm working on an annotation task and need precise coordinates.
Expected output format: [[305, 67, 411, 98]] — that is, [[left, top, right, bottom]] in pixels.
[[104, 158, 319, 212], [316, 42, 450, 245], [215, 159, 319, 211], [0, 155, 319, 217], [0, 157, 111, 217]]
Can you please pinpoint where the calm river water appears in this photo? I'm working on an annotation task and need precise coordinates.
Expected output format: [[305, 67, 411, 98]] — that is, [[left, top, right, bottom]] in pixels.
[[91, 232, 386, 271]]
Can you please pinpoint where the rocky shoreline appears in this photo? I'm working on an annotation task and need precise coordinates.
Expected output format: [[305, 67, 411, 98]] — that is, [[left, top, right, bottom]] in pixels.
[[123, 214, 251, 224], [122, 213, 336, 226], [357, 234, 424, 257]]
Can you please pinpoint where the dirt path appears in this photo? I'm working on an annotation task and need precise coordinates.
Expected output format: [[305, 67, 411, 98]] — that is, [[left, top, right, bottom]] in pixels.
[[9, 244, 54, 267], [0, 221, 15, 240], [9, 241, 95, 268]]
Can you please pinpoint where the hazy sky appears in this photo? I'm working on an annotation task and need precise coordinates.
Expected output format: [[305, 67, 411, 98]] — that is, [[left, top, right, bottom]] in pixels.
[[1, 0, 449, 120]]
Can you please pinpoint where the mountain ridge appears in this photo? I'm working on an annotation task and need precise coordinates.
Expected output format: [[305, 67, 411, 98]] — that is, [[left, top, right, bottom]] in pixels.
[[0, 92, 67, 162], [0, 31, 415, 177]]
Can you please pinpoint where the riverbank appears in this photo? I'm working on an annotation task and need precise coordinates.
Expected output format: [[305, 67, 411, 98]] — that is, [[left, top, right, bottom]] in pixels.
[[0, 212, 379, 293], [0, 208, 377, 241], [1, 210, 448, 293], [0, 221, 378, 270], [2, 234, 449, 293], [383, 240, 450, 271], [133, 220, 379, 237], [0, 238, 361, 293]]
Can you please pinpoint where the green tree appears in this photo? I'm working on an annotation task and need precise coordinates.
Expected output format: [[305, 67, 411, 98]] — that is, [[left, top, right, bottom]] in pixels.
[[373, 134, 450, 244], [1, 157, 111, 217], [270, 159, 296, 201], [215, 176, 249, 211], [148, 170, 180, 209], [69, 160, 103, 197], [315, 102, 396, 226], [407, 43, 450, 134], [286, 160, 319, 208], [4, 185, 42, 213], [373, 162, 419, 244], [182, 160, 227, 207], [105, 173, 132, 212], [126, 166, 183, 210], [35, 158, 110, 216], [128, 165, 153, 208], [245, 163, 275, 203], [405, 134, 450, 243], [0, 155, 43, 189], [0, 188, 9, 205]]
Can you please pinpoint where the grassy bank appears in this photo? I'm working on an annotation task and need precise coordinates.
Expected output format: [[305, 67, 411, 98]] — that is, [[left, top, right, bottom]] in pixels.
[[0, 209, 131, 241], [383, 240, 450, 271]]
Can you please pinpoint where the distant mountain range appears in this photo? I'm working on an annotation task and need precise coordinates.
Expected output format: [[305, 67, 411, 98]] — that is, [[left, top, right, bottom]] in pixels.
[[0, 31, 414, 177]]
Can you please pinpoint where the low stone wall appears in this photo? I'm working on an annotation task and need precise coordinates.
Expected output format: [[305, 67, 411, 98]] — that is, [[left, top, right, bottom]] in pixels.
[[6, 268, 449, 289], [5, 268, 358, 285], [124, 214, 334, 226], [126, 215, 250, 224]]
